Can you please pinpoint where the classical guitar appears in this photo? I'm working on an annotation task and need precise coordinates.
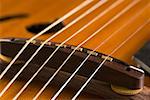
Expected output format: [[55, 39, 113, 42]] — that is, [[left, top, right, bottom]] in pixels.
[[0, 0, 150, 99]]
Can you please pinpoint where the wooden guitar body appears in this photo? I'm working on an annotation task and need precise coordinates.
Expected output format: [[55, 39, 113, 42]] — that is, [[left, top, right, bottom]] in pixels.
[[0, 0, 150, 99]]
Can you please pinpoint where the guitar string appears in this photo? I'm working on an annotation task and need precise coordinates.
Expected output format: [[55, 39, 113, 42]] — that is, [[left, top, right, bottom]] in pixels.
[[72, 20, 149, 100], [0, 0, 93, 80], [52, 1, 146, 99], [0, 0, 106, 97], [13, 0, 113, 99], [33, 0, 141, 99], [52, 2, 148, 100], [0, 0, 145, 98]]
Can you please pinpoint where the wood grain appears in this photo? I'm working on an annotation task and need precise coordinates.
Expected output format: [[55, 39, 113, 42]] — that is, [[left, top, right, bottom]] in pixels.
[[0, 0, 150, 99]]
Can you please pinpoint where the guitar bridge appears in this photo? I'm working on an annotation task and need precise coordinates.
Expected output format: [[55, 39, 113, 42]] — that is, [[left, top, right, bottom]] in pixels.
[[0, 38, 144, 90]]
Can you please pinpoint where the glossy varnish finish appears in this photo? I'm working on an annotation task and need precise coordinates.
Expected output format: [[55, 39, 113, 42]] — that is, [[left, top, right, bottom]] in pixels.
[[0, 0, 150, 99]]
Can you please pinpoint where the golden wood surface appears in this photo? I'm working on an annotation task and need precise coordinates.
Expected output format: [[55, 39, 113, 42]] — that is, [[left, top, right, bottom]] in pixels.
[[0, 0, 150, 99]]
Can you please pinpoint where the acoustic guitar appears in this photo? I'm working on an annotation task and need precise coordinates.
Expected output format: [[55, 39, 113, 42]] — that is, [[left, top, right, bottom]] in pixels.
[[0, 0, 150, 99]]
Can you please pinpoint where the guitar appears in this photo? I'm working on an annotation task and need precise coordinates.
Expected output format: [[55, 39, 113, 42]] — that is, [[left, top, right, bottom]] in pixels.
[[0, 0, 150, 99]]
